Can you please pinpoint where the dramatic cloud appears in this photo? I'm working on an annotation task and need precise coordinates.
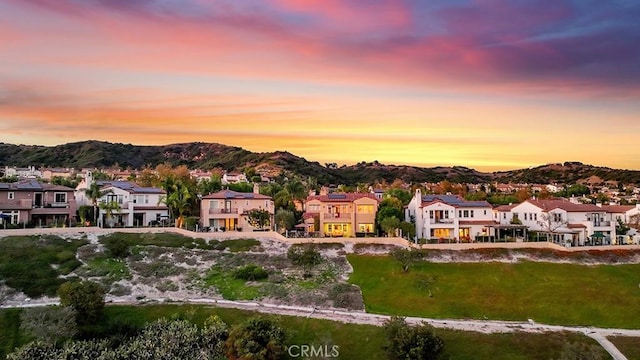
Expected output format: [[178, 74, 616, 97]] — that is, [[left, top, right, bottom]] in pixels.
[[1, 0, 639, 170]]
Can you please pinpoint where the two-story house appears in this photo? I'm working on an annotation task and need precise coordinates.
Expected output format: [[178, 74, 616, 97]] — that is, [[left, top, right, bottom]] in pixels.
[[200, 190, 274, 231], [303, 193, 379, 237], [0, 180, 77, 226], [95, 181, 168, 227], [406, 189, 495, 242], [507, 199, 616, 246]]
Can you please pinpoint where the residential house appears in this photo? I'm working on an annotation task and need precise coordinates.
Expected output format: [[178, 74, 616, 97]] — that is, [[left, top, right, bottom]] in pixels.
[[507, 199, 616, 246], [75, 171, 168, 227], [3, 166, 42, 179], [0, 180, 77, 226], [221, 172, 247, 185], [406, 189, 495, 242], [41, 168, 76, 180], [302, 193, 379, 237], [95, 182, 168, 227], [200, 190, 274, 231]]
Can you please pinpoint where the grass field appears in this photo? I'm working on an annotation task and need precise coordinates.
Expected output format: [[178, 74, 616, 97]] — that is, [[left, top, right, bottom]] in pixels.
[[348, 254, 640, 328], [0, 305, 607, 360]]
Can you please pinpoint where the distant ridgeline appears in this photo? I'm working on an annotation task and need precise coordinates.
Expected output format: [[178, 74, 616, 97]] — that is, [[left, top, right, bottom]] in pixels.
[[1, 141, 640, 185]]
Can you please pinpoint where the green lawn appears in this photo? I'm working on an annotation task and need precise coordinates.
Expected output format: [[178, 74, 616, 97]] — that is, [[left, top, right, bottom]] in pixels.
[[607, 336, 640, 359], [0, 305, 607, 360], [348, 255, 640, 328]]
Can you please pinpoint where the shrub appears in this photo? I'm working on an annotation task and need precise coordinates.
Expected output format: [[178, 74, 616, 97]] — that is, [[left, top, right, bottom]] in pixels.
[[233, 264, 269, 281], [225, 317, 286, 360], [57, 281, 106, 324], [383, 316, 444, 360]]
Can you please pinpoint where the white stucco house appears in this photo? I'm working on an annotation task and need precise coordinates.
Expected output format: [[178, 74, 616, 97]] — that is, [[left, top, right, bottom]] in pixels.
[[506, 199, 616, 246], [406, 190, 495, 242], [75, 171, 169, 227]]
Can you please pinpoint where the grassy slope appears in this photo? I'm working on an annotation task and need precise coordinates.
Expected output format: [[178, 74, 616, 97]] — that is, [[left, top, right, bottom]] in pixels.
[[0, 305, 607, 360], [348, 255, 640, 328]]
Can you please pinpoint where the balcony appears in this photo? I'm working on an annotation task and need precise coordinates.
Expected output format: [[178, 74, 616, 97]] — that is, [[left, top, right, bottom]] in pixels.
[[209, 208, 239, 215], [593, 221, 611, 227], [323, 213, 352, 220], [429, 218, 454, 224]]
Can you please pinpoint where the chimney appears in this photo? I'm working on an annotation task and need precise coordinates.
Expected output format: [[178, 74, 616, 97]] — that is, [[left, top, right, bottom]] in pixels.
[[253, 183, 259, 194]]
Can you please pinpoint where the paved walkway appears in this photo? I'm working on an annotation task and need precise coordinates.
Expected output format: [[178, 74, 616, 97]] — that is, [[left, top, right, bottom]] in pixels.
[[2, 298, 637, 359]]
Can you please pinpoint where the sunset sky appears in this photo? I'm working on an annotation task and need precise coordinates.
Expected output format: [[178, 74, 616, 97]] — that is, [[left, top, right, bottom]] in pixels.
[[1, 0, 639, 171]]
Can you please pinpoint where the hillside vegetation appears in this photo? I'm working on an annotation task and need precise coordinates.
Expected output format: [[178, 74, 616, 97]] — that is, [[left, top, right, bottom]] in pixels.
[[2, 141, 640, 185]]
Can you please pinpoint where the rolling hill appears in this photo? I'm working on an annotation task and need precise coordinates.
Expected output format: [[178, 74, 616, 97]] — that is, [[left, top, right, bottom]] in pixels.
[[1, 141, 639, 185]]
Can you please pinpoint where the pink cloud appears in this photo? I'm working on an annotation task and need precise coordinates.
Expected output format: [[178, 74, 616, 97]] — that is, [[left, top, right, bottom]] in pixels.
[[271, 0, 411, 32]]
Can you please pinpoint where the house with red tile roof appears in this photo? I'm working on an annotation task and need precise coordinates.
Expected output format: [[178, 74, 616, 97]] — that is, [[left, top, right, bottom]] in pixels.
[[508, 198, 616, 246], [200, 189, 274, 232], [303, 193, 379, 237], [407, 189, 495, 242]]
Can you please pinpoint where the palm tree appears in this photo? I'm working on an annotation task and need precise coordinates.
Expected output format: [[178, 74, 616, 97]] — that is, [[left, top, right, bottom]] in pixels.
[[159, 181, 192, 228], [85, 182, 112, 226], [99, 200, 121, 228]]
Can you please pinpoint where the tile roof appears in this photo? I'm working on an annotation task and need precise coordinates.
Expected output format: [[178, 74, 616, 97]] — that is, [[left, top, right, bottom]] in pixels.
[[599, 205, 636, 213], [420, 194, 491, 208], [494, 204, 517, 211], [306, 193, 379, 202], [0, 180, 74, 192], [99, 181, 164, 194], [202, 190, 272, 200], [526, 199, 604, 212]]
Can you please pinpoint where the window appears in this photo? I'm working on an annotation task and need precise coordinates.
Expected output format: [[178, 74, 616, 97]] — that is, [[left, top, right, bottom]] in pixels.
[[117, 195, 124, 204], [54, 192, 66, 203], [308, 204, 320, 212], [534, 213, 537, 221], [463, 210, 469, 218], [458, 210, 462, 217], [553, 213, 562, 222], [429, 210, 434, 219], [358, 223, 374, 233], [357, 205, 374, 213], [524, 213, 528, 220], [503, 213, 506, 219], [470, 210, 474, 218], [8, 192, 14, 200], [484, 210, 487, 215]]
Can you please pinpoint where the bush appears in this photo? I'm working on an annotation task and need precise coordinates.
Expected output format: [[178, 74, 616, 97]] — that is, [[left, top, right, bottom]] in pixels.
[[233, 264, 269, 281], [57, 281, 106, 324], [101, 236, 131, 258], [383, 316, 444, 360], [225, 317, 286, 360]]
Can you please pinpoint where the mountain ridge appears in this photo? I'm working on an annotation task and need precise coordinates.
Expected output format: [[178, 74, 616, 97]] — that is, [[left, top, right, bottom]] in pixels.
[[1, 140, 639, 185]]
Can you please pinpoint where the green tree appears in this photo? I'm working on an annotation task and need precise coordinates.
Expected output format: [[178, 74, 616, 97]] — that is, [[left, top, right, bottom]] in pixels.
[[383, 316, 444, 360], [385, 188, 412, 205], [390, 248, 423, 272], [85, 183, 112, 226], [57, 281, 105, 324], [274, 209, 295, 232], [99, 199, 121, 228], [77, 205, 92, 226], [381, 216, 401, 236], [160, 181, 193, 228], [399, 221, 416, 240], [616, 217, 630, 236], [225, 317, 286, 360], [247, 209, 271, 230]]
